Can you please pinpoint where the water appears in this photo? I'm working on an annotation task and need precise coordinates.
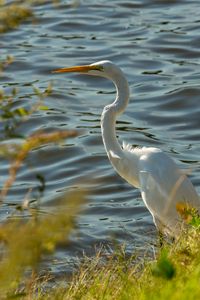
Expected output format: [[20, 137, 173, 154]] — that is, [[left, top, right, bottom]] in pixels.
[[1, 0, 200, 277]]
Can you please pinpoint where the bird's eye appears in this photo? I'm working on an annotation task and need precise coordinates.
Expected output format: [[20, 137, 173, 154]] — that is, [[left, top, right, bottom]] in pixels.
[[96, 66, 104, 72]]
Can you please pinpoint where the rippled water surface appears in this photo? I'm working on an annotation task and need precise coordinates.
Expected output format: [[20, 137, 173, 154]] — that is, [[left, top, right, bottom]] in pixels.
[[1, 0, 200, 277]]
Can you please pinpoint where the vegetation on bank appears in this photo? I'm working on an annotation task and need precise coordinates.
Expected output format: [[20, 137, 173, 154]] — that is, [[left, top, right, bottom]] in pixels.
[[0, 221, 200, 299], [62, 227, 200, 300]]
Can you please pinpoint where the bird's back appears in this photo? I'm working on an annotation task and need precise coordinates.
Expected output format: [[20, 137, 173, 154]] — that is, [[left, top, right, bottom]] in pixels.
[[137, 148, 199, 234], [109, 145, 199, 234]]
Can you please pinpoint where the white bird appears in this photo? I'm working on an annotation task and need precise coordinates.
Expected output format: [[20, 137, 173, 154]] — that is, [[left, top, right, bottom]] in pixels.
[[53, 60, 200, 236]]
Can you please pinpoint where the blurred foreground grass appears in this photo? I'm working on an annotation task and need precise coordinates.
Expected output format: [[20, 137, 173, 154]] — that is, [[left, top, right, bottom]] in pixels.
[[0, 57, 87, 298], [0, 190, 86, 298]]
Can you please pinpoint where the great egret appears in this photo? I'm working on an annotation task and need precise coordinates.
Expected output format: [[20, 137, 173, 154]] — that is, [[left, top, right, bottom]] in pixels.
[[53, 60, 200, 236]]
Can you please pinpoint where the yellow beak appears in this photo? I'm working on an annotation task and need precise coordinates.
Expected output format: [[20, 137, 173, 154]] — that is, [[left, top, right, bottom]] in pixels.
[[52, 65, 100, 73]]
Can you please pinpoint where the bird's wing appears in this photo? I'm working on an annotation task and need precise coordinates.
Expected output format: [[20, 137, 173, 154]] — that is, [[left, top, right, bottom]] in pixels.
[[139, 170, 169, 216], [139, 164, 200, 235], [139, 169, 182, 234]]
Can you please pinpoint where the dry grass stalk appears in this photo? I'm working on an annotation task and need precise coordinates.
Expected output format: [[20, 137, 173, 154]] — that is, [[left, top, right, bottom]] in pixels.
[[0, 130, 78, 201]]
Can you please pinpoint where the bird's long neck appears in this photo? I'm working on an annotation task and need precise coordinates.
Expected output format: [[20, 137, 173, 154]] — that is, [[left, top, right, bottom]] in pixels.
[[101, 74, 129, 159]]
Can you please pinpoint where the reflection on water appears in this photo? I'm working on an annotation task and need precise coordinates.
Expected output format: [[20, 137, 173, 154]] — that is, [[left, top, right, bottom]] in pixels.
[[1, 0, 200, 276]]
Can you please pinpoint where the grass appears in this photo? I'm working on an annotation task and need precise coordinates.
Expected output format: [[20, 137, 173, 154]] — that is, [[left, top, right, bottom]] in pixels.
[[0, 224, 195, 300], [29, 226, 200, 300]]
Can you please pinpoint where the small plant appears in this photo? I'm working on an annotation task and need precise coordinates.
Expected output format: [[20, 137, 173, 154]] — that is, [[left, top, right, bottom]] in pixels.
[[0, 83, 53, 139], [0, 3, 33, 33], [176, 202, 200, 228], [152, 249, 176, 280], [0, 55, 14, 72]]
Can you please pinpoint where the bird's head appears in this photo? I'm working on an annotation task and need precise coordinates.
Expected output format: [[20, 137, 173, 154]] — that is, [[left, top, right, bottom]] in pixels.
[[52, 60, 122, 79]]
